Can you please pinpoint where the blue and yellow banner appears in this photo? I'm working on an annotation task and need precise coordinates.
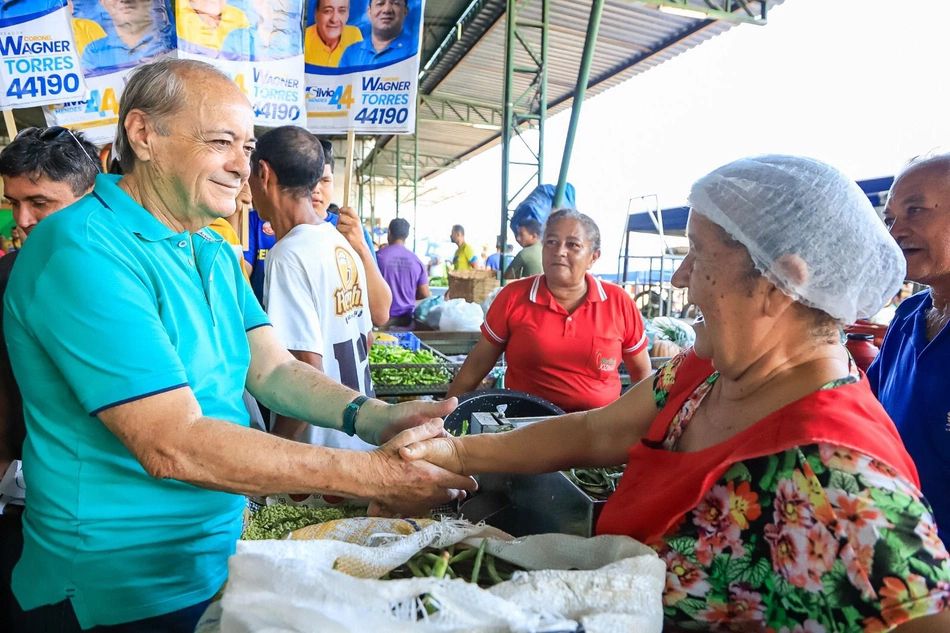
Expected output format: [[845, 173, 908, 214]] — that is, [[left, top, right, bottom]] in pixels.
[[2, 1, 422, 142], [175, 0, 307, 128], [0, 0, 87, 108], [304, 0, 423, 134], [42, 0, 174, 144]]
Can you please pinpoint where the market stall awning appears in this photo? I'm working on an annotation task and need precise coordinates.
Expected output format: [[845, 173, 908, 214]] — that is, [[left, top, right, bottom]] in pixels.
[[358, 0, 785, 183], [624, 176, 895, 236]]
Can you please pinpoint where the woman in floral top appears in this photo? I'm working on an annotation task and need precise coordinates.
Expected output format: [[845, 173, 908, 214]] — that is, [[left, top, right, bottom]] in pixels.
[[642, 351, 950, 632], [399, 156, 950, 631]]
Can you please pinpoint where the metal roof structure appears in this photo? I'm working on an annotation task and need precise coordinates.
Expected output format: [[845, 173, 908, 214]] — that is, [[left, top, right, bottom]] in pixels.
[[358, 0, 784, 185], [623, 176, 894, 236]]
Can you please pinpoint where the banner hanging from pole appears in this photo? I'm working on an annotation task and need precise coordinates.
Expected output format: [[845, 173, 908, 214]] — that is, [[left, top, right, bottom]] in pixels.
[[0, 0, 87, 109], [304, 0, 423, 134], [42, 0, 174, 145], [175, 0, 307, 129]]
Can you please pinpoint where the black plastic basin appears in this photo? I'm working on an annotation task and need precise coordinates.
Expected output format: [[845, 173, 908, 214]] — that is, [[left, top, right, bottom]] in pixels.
[[444, 389, 565, 434]]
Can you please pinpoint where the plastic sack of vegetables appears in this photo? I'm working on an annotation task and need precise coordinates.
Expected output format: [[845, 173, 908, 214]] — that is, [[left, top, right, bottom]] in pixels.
[[649, 316, 695, 348], [439, 300, 483, 332], [414, 294, 443, 325], [480, 287, 503, 316], [210, 518, 665, 633]]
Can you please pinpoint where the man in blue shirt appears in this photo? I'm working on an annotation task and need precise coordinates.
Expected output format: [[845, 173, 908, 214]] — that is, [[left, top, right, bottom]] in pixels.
[[0, 127, 100, 633], [338, 0, 416, 68], [244, 208, 277, 306], [868, 154, 950, 545], [221, 0, 303, 61], [5, 58, 472, 632], [81, 0, 172, 76]]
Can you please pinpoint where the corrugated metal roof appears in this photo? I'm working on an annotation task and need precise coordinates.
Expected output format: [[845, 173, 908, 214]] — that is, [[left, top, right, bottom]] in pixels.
[[361, 0, 784, 182]]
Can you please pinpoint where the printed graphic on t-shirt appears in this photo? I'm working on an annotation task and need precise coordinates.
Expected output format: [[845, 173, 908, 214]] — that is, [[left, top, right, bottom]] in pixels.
[[334, 247, 364, 318]]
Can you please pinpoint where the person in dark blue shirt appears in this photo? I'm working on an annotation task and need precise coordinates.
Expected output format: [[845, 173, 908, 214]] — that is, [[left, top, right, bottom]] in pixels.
[[338, 0, 415, 69], [868, 154, 950, 545], [244, 209, 277, 307]]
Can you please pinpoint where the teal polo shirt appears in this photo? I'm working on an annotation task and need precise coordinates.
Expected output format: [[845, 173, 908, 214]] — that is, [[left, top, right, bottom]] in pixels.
[[4, 174, 269, 628]]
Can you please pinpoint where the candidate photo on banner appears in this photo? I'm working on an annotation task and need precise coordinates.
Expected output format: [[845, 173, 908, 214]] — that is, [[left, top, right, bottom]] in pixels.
[[176, 0, 302, 62], [305, 0, 419, 73], [74, 0, 174, 77]]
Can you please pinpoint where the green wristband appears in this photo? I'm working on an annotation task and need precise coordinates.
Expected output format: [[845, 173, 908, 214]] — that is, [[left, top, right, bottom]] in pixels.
[[342, 395, 370, 437]]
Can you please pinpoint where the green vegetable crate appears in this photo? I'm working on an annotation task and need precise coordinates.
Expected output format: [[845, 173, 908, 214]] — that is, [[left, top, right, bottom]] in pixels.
[[369, 341, 460, 397]]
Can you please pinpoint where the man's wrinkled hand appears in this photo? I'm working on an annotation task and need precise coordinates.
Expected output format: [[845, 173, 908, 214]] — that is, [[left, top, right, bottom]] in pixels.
[[358, 397, 457, 445], [335, 206, 368, 254], [366, 420, 477, 517]]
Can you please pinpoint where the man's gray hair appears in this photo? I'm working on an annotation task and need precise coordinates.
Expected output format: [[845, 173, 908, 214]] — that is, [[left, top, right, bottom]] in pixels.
[[114, 58, 232, 174], [544, 208, 601, 252]]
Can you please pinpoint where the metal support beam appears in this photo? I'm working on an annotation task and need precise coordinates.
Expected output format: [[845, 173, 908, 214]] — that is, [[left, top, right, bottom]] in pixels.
[[553, 0, 605, 208], [624, 0, 768, 25], [359, 149, 460, 182], [500, 0, 549, 284], [356, 94, 500, 180], [419, 94, 514, 129], [413, 102, 420, 252]]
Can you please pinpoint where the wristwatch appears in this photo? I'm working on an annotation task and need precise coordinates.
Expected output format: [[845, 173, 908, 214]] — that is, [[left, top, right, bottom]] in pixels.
[[342, 395, 370, 437]]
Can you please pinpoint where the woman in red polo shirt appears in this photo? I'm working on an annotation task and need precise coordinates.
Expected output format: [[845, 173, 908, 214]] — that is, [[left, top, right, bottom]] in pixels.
[[403, 156, 950, 632], [446, 209, 653, 412]]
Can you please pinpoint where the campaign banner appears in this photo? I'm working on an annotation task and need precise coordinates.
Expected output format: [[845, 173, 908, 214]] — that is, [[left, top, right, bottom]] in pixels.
[[304, 0, 423, 134], [0, 0, 87, 109], [42, 0, 174, 145], [176, 0, 307, 128]]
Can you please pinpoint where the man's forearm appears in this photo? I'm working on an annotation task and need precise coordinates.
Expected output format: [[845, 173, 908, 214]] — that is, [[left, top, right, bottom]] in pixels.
[[270, 351, 323, 441], [161, 416, 372, 498], [361, 251, 393, 326], [271, 415, 309, 441], [252, 357, 357, 436]]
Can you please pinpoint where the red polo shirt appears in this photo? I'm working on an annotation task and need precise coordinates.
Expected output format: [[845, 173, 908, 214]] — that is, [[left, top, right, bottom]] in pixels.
[[482, 274, 647, 412]]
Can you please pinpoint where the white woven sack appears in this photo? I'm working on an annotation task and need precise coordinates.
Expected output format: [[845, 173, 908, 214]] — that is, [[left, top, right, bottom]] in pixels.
[[217, 519, 665, 633]]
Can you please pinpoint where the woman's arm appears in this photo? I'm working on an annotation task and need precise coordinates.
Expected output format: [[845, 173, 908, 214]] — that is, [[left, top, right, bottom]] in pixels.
[[445, 337, 504, 400], [893, 613, 950, 632], [623, 349, 653, 383], [404, 374, 659, 475]]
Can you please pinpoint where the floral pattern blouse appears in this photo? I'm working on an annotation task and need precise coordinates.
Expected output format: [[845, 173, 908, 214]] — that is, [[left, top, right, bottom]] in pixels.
[[651, 354, 950, 632]]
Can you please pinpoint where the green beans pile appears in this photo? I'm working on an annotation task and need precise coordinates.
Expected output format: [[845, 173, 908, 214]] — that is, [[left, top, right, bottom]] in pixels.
[[567, 466, 625, 500], [369, 345, 453, 386], [383, 540, 523, 588], [242, 504, 366, 540], [448, 419, 469, 437]]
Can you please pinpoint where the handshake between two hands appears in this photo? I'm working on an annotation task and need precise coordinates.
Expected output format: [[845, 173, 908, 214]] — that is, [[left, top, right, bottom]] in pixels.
[[365, 397, 477, 519]]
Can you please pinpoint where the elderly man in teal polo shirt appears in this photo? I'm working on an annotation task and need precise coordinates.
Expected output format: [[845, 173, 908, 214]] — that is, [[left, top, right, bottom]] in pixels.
[[4, 58, 474, 633]]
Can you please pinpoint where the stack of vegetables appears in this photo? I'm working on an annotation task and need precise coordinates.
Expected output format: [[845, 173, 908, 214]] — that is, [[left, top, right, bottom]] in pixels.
[[369, 344, 453, 388], [242, 505, 367, 540]]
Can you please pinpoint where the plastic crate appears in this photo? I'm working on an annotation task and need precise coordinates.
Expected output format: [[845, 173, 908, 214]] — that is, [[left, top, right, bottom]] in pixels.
[[370, 342, 458, 396], [375, 331, 422, 351]]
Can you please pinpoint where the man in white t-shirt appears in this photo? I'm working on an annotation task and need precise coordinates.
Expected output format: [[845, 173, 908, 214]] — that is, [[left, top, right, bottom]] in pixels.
[[248, 126, 374, 450]]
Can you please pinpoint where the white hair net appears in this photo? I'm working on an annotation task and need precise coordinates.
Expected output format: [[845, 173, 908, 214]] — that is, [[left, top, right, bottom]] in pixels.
[[687, 155, 905, 324]]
